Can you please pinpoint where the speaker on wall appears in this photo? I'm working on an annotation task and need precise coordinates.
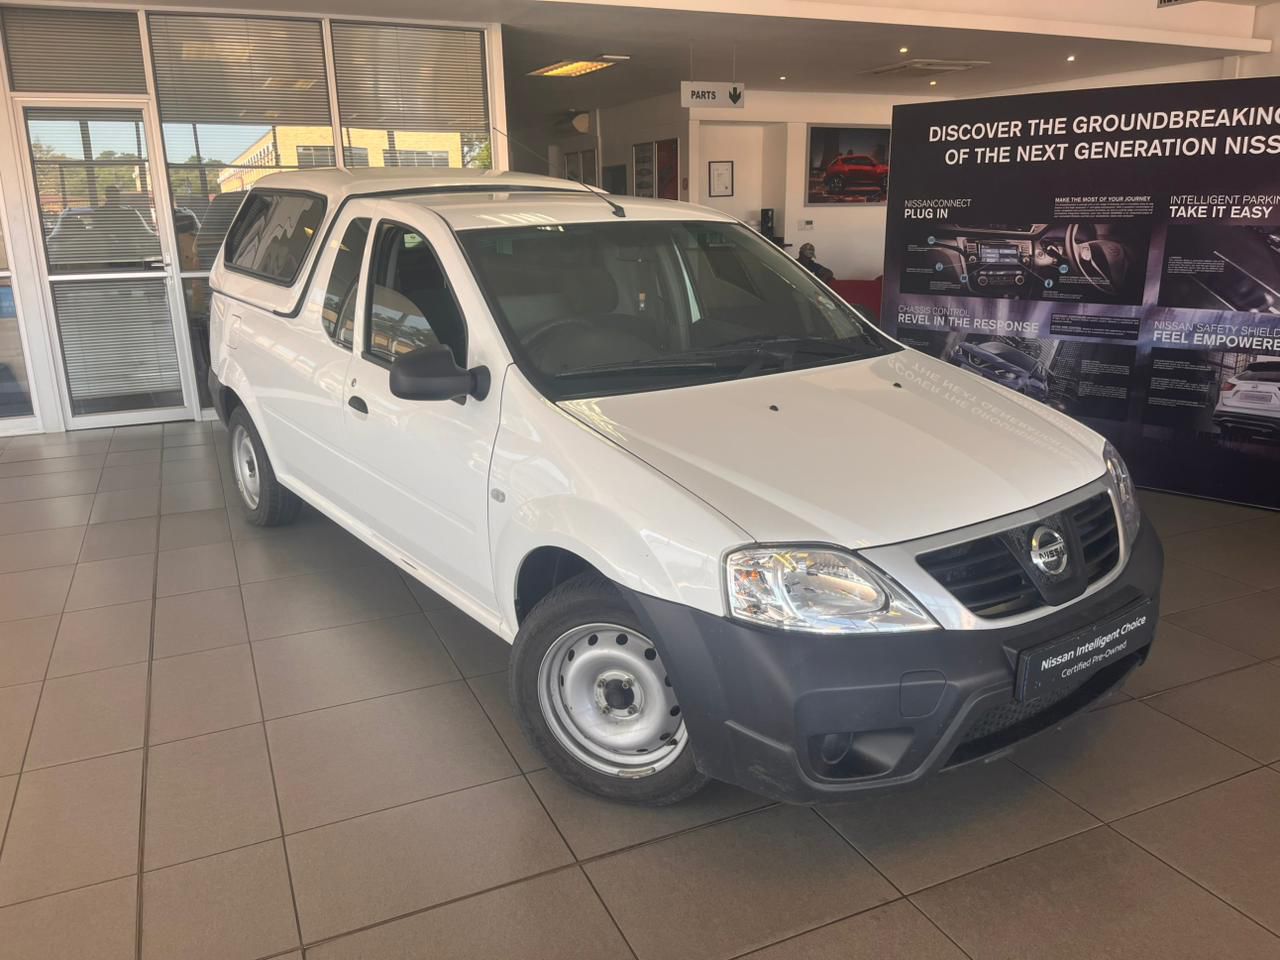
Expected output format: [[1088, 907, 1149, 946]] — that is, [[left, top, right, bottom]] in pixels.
[[760, 208, 775, 238]]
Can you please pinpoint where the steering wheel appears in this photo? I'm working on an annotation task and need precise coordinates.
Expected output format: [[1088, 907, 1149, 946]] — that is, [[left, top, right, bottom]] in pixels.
[[1064, 223, 1115, 293], [524, 315, 663, 370], [524, 316, 597, 353]]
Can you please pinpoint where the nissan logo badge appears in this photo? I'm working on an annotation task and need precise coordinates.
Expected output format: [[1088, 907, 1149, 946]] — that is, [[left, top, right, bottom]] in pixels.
[[1030, 525, 1069, 576]]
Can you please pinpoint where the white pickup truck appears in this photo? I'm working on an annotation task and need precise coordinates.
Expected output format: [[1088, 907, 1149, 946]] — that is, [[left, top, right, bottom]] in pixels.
[[208, 168, 1162, 805]]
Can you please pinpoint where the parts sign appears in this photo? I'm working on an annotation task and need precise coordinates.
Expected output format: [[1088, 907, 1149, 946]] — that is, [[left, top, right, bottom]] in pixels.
[[680, 81, 746, 109]]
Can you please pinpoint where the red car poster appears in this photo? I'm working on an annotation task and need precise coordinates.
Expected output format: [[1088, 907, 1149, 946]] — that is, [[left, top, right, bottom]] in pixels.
[[807, 126, 890, 204]]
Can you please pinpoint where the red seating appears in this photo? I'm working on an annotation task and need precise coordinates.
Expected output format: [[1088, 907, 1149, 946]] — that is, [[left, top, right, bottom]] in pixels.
[[828, 277, 883, 315]]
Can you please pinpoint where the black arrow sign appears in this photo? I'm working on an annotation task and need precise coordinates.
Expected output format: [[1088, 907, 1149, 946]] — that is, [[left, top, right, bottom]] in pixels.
[[728, 86, 743, 104]]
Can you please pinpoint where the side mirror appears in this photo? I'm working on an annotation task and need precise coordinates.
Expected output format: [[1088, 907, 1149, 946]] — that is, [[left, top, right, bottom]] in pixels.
[[389, 345, 490, 403]]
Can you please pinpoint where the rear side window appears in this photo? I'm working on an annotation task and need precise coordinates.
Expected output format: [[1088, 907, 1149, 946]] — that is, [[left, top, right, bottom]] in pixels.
[[223, 189, 326, 285], [321, 218, 370, 348]]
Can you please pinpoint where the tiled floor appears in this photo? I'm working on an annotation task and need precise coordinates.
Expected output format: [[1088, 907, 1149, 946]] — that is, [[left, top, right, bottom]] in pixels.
[[0, 422, 1279, 960]]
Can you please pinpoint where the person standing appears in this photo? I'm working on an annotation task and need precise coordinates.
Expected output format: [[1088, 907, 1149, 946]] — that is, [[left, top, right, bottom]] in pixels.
[[797, 242, 835, 283]]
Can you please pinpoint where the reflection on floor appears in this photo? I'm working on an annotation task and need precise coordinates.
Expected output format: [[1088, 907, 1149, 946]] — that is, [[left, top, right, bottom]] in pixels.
[[0, 421, 1278, 959]]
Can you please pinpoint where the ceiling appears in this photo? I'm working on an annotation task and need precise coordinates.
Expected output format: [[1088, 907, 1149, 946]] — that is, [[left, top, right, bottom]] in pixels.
[[500, 2, 1253, 123]]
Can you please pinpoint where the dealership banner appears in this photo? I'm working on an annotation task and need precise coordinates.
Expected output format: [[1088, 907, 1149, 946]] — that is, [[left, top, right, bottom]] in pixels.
[[880, 76, 1280, 509]]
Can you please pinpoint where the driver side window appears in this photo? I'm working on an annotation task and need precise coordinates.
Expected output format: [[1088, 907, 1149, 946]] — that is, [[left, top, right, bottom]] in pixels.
[[321, 218, 370, 349], [365, 222, 466, 367]]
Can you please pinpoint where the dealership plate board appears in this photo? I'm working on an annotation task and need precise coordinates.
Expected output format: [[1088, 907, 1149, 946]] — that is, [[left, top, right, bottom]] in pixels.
[[1016, 599, 1153, 701]]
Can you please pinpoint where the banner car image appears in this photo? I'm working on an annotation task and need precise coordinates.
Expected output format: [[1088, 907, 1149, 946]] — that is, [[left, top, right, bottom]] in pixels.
[[900, 221, 1151, 304]]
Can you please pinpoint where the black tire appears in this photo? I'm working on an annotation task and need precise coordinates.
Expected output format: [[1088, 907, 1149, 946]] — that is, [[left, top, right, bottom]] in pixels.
[[509, 572, 709, 805], [826, 174, 845, 194], [226, 407, 301, 527]]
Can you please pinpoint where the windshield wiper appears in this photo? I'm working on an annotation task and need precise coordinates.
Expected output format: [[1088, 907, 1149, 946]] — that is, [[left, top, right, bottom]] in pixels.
[[554, 335, 884, 381], [716, 335, 867, 359], [556, 349, 761, 380]]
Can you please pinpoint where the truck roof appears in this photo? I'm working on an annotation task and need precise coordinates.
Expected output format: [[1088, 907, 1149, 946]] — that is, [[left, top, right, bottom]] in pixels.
[[251, 166, 589, 199], [249, 167, 734, 229]]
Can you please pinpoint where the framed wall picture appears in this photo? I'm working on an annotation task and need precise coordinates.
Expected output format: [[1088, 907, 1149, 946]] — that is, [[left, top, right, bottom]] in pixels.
[[655, 138, 679, 200], [563, 151, 581, 183], [602, 163, 627, 194], [562, 149, 598, 186], [708, 160, 734, 198], [805, 125, 890, 205], [632, 142, 655, 197]]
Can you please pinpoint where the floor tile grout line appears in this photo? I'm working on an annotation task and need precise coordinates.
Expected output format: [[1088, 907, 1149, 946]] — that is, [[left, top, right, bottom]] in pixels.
[[1125, 657, 1274, 706], [357, 581, 632, 960], [811, 805, 906, 897], [0, 869, 138, 913], [1099, 823, 1280, 945], [133, 499, 164, 960], [0, 600, 64, 875], [468, 664, 641, 960], [232, 508, 307, 956], [577, 865, 642, 960], [1123, 693, 1273, 767]]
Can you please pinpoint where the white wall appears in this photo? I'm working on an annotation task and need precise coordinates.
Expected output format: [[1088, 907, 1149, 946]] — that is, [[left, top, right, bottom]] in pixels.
[[691, 90, 932, 280], [547, 93, 691, 200], [696, 121, 787, 229]]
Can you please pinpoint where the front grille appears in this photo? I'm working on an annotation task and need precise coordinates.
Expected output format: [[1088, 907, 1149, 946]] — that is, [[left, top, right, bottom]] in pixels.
[[1070, 493, 1121, 583], [917, 536, 1040, 618], [918, 491, 1122, 619]]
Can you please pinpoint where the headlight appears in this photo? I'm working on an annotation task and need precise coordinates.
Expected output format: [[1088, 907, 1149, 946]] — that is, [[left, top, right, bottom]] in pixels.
[[725, 547, 937, 634], [1103, 441, 1140, 546]]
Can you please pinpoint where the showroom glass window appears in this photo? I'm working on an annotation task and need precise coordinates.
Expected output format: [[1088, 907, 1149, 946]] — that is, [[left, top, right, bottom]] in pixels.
[[330, 22, 492, 171], [148, 13, 334, 405], [0, 218, 35, 420]]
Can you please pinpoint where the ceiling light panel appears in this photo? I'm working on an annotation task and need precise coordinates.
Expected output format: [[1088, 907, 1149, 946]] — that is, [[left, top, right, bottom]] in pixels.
[[529, 60, 617, 78]]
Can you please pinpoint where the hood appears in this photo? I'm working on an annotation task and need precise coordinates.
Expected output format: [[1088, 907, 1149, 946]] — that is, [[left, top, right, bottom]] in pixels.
[[559, 350, 1105, 548]]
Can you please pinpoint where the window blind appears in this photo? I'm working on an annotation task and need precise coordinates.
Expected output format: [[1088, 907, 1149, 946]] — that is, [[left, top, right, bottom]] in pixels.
[[147, 14, 332, 125], [52, 279, 182, 414], [1, 7, 147, 94], [330, 22, 489, 135]]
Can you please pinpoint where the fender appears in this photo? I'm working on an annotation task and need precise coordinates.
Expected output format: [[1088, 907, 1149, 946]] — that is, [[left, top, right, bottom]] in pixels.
[[489, 373, 749, 637]]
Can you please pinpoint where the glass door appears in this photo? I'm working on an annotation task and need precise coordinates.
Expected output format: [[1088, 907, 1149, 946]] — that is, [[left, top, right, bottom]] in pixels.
[[0, 216, 38, 424], [20, 102, 196, 424]]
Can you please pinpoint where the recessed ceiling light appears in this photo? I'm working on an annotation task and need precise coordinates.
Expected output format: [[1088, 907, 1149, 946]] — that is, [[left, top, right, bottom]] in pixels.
[[899, 46, 909, 54], [528, 59, 618, 78], [1066, 54, 1076, 62], [929, 79, 938, 86], [778, 75, 787, 80]]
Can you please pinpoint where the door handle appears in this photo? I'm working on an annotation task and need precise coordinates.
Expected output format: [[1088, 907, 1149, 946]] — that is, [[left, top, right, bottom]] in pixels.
[[348, 395, 368, 414]]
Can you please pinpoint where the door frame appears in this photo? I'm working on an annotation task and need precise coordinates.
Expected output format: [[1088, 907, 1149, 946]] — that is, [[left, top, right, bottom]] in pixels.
[[10, 93, 203, 429]]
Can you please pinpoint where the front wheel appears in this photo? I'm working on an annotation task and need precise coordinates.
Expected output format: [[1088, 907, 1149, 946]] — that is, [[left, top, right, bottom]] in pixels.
[[510, 573, 708, 805]]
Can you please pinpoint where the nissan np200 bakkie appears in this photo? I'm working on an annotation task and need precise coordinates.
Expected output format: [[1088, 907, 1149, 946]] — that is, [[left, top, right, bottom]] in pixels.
[[207, 168, 1162, 805]]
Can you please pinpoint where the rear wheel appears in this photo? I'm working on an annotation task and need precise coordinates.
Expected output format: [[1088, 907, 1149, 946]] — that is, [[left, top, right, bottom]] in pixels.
[[510, 572, 708, 805], [227, 407, 301, 527]]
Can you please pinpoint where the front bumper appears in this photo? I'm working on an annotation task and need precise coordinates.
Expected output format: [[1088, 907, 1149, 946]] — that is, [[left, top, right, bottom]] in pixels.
[[620, 516, 1163, 803]]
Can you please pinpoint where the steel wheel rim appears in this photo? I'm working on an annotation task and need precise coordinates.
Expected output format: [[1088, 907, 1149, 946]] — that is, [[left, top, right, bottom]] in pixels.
[[537, 622, 688, 779], [231, 425, 261, 510]]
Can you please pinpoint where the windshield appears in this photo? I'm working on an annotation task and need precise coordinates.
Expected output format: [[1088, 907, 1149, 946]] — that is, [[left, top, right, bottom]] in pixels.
[[458, 220, 897, 400], [984, 343, 1037, 371], [1240, 363, 1280, 382]]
